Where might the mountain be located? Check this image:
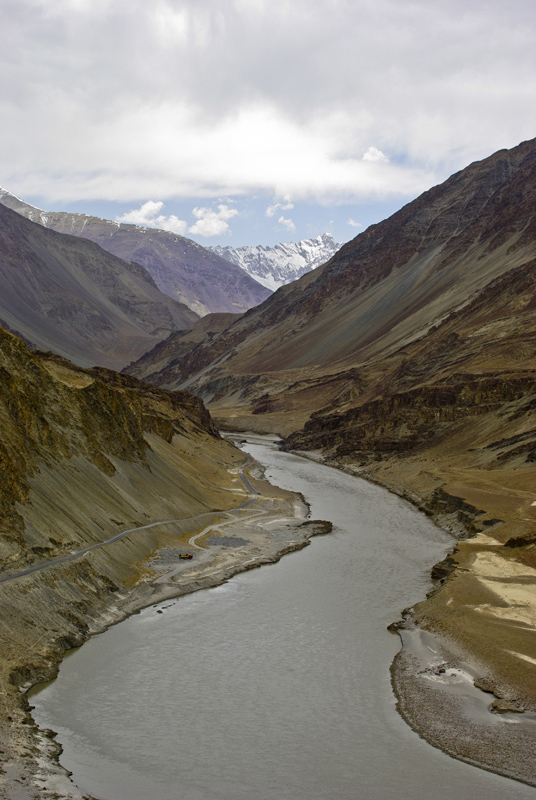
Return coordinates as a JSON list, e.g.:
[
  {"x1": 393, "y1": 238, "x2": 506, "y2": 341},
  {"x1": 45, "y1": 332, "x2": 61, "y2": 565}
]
[
  {"x1": 131, "y1": 137, "x2": 536, "y2": 405},
  {"x1": 127, "y1": 137, "x2": 536, "y2": 724},
  {"x1": 209, "y1": 233, "x2": 342, "y2": 291},
  {"x1": 0, "y1": 189, "x2": 271, "y2": 316},
  {"x1": 0, "y1": 202, "x2": 197, "y2": 369}
]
